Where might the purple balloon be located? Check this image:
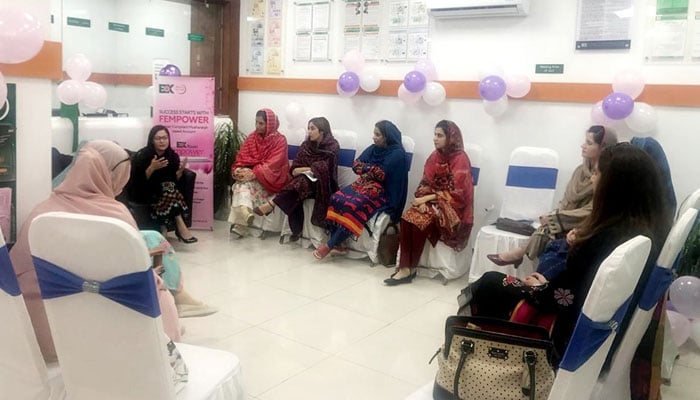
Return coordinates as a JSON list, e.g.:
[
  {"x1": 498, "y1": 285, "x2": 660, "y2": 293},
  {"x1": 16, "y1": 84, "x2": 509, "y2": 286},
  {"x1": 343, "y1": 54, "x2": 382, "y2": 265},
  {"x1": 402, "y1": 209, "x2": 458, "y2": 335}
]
[
  {"x1": 403, "y1": 70, "x2": 427, "y2": 93},
  {"x1": 159, "y1": 64, "x2": 181, "y2": 77},
  {"x1": 478, "y1": 75, "x2": 506, "y2": 101},
  {"x1": 602, "y1": 92, "x2": 634, "y2": 120},
  {"x1": 338, "y1": 71, "x2": 360, "y2": 93}
]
